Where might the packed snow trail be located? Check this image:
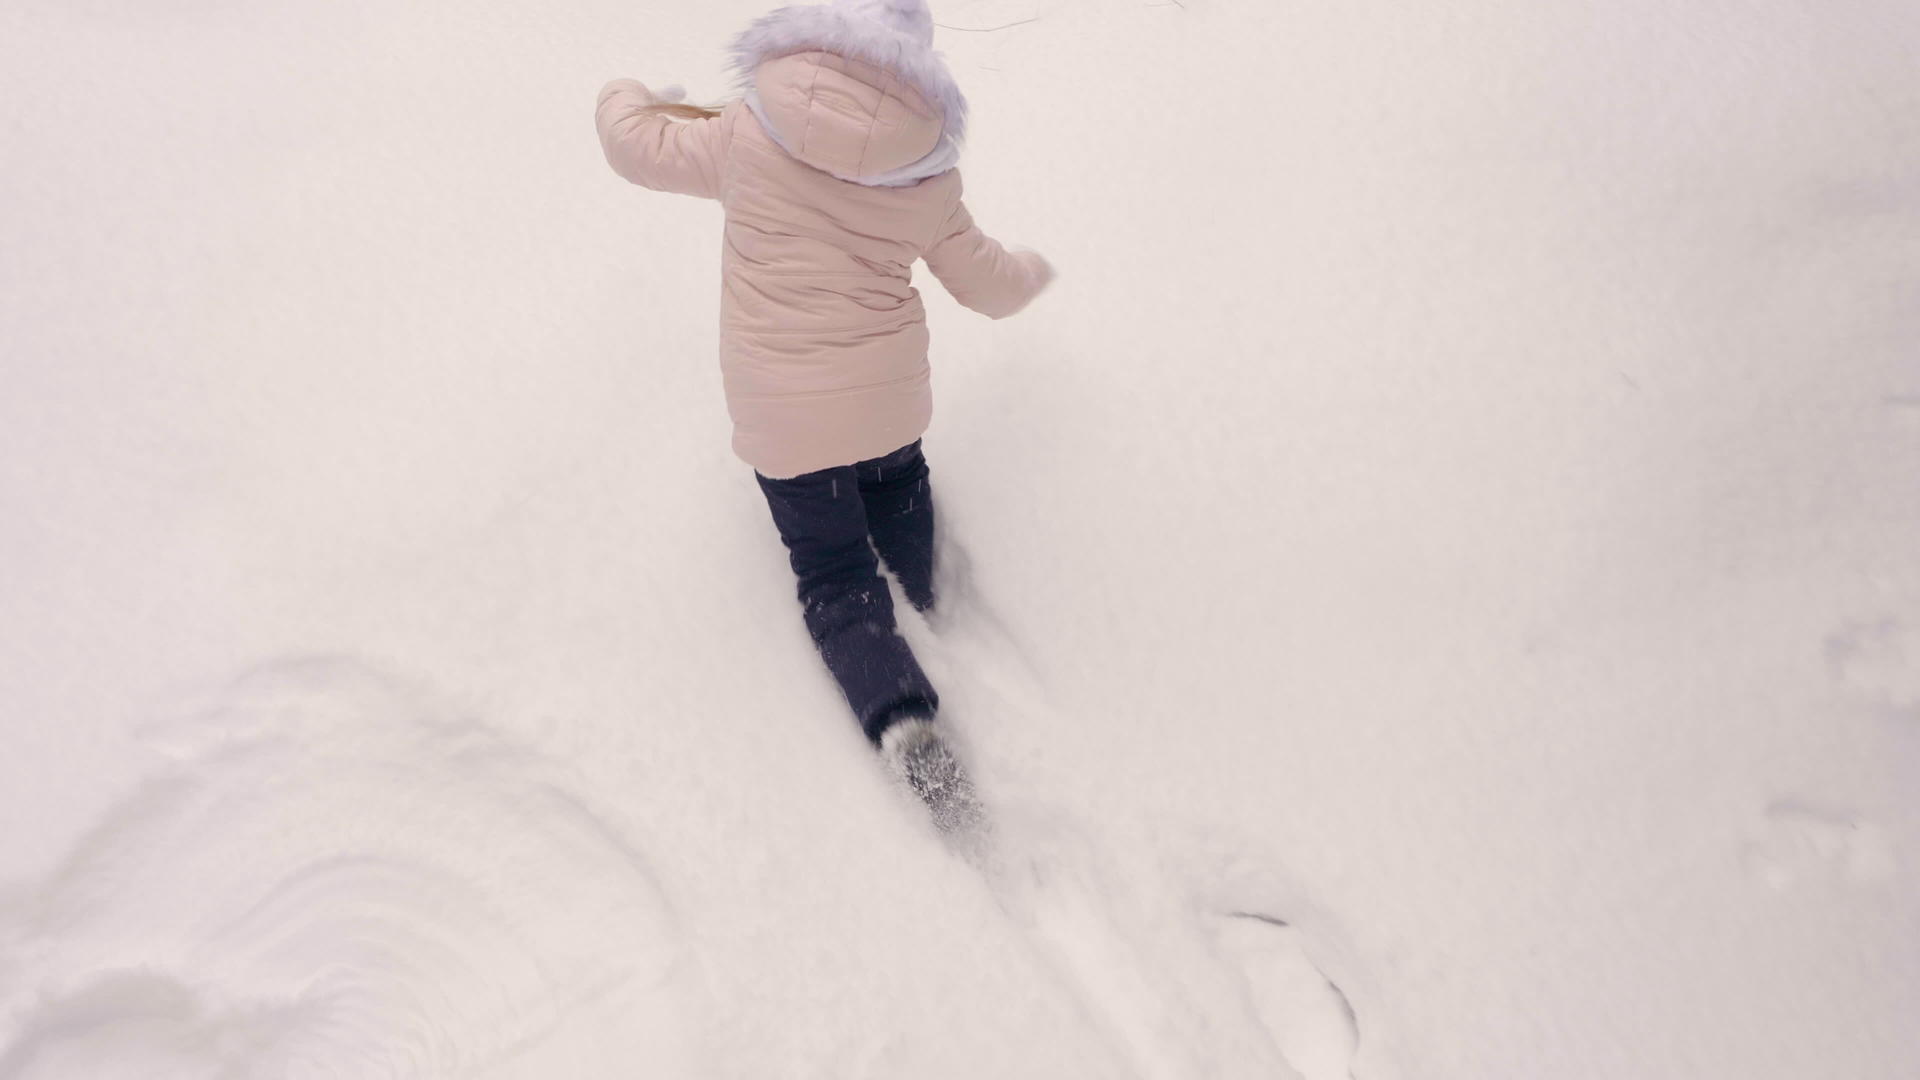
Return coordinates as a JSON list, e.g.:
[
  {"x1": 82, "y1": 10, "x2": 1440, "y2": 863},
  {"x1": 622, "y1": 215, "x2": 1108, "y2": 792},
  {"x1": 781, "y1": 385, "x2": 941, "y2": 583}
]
[{"x1": 902, "y1": 537, "x2": 1378, "y2": 1080}]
